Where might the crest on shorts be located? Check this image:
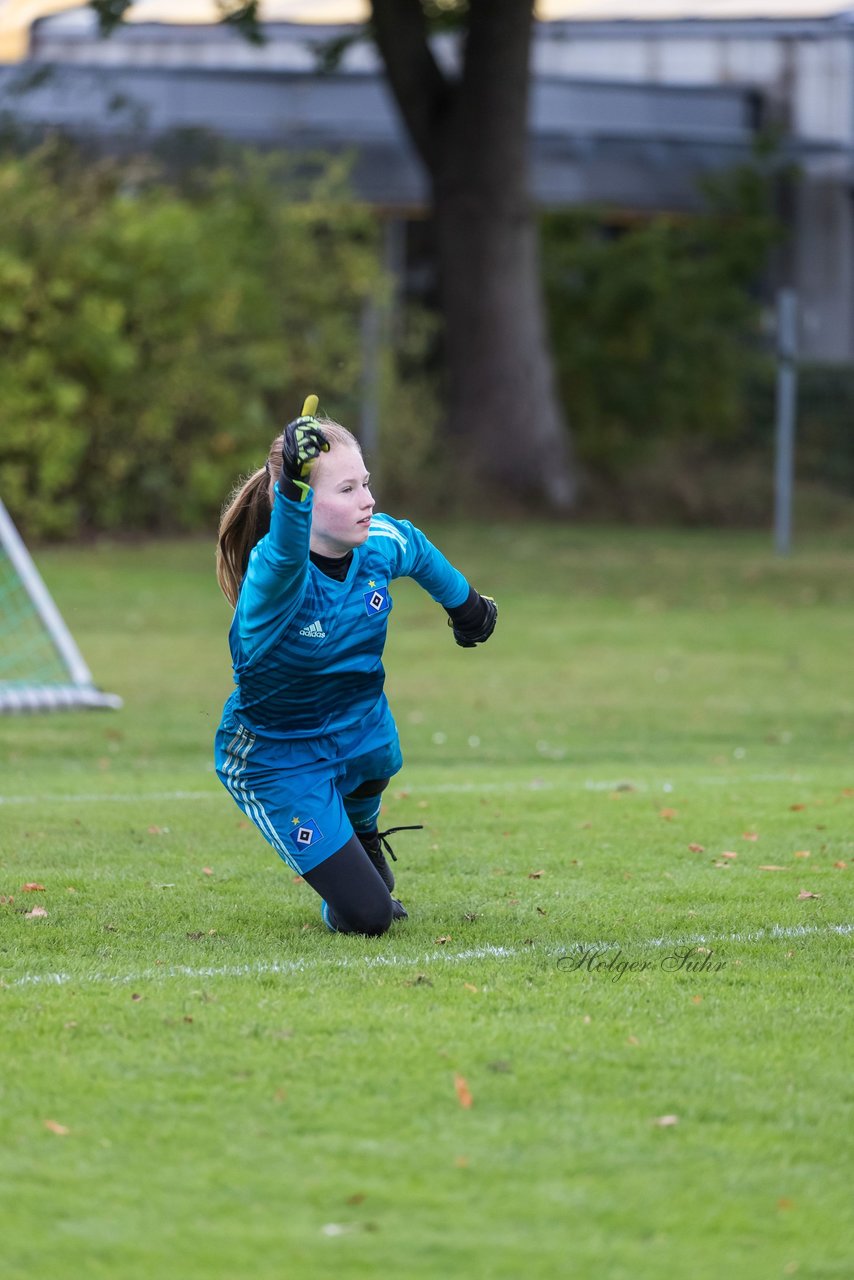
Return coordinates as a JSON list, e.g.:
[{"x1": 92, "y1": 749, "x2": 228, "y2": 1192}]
[
  {"x1": 290, "y1": 817, "x2": 323, "y2": 852},
  {"x1": 363, "y1": 584, "x2": 390, "y2": 617}
]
